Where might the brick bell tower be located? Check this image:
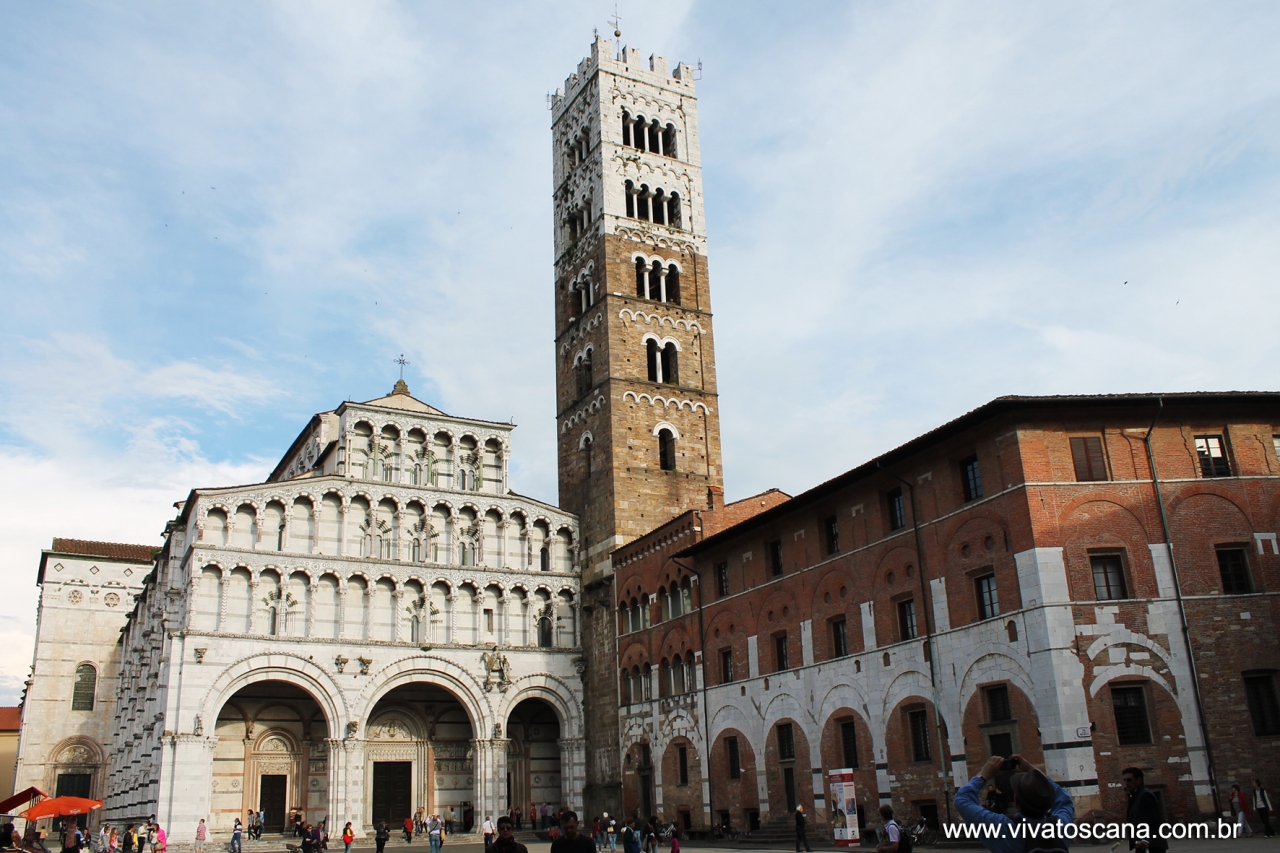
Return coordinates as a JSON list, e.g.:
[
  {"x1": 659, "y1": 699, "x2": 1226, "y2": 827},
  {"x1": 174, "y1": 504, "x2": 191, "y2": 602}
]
[{"x1": 551, "y1": 37, "x2": 724, "y2": 815}]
